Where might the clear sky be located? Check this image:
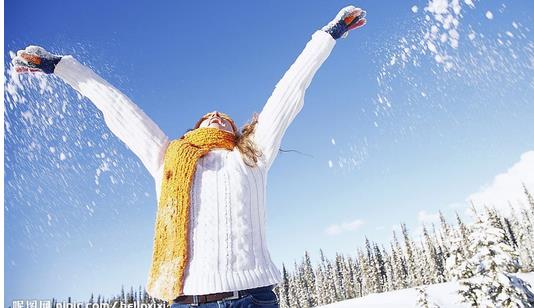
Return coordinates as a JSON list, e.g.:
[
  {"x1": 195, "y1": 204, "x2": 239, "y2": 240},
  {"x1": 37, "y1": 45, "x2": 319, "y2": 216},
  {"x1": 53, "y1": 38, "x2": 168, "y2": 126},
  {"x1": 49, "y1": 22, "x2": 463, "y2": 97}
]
[{"x1": 4, "y1": 0, "x2": 534, "y2": 306}]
